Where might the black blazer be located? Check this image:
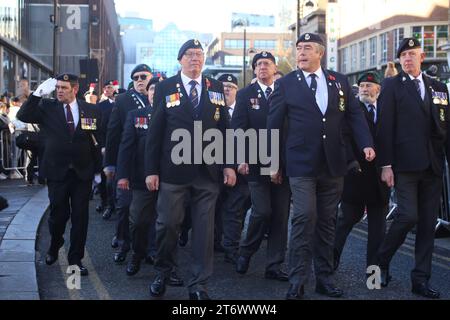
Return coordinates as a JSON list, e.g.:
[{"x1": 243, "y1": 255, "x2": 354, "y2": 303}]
[
  {"x1": 268, "y1": 69, "x2": 373, "y2": 178},
  {"x1": 145, "y1": 73, "x2": 231, "y2": 185},
  {"x1": 98, "y1": 99, "x2": 114, "y2": 148},
  {"x1": 17, "y1": 95, "x2": 101, "y2": 181},
  {"x1": 104, "y1": 89, "x2": 147, "y2": 167},
  {"x1": 116, "y1": 107, "x2": 152, "y2": 190},
  {"x1": 342, "y1": 102, "x2": 390, "y2": 205},
  {"x1": 376, "y1": 71, "x2": 450, "y2": 176}
]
